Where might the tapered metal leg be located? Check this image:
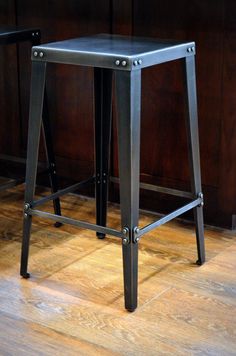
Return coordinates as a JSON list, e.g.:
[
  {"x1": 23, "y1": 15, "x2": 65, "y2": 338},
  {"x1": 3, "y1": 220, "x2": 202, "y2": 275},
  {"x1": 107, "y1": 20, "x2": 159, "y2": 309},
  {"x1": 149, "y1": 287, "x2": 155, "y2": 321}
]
[
  {"x1": 20, "y1": 61, "x2": 47, "y2": 278},
  {"x1": 94, "y1": 68, "x2": 113, "y2": 239},
  {"x1": 42, "y1": 94, "x2": 62, "y2": 225},
  {"x1": 32, "y1": 33, "x2": 61, "y2": 225},
  {"x1": 115, "y1": 70, "x2": 141, "y2": 311},
  {"x1": 185, "y1": 56, "x2": 205, "y2": 265}
]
